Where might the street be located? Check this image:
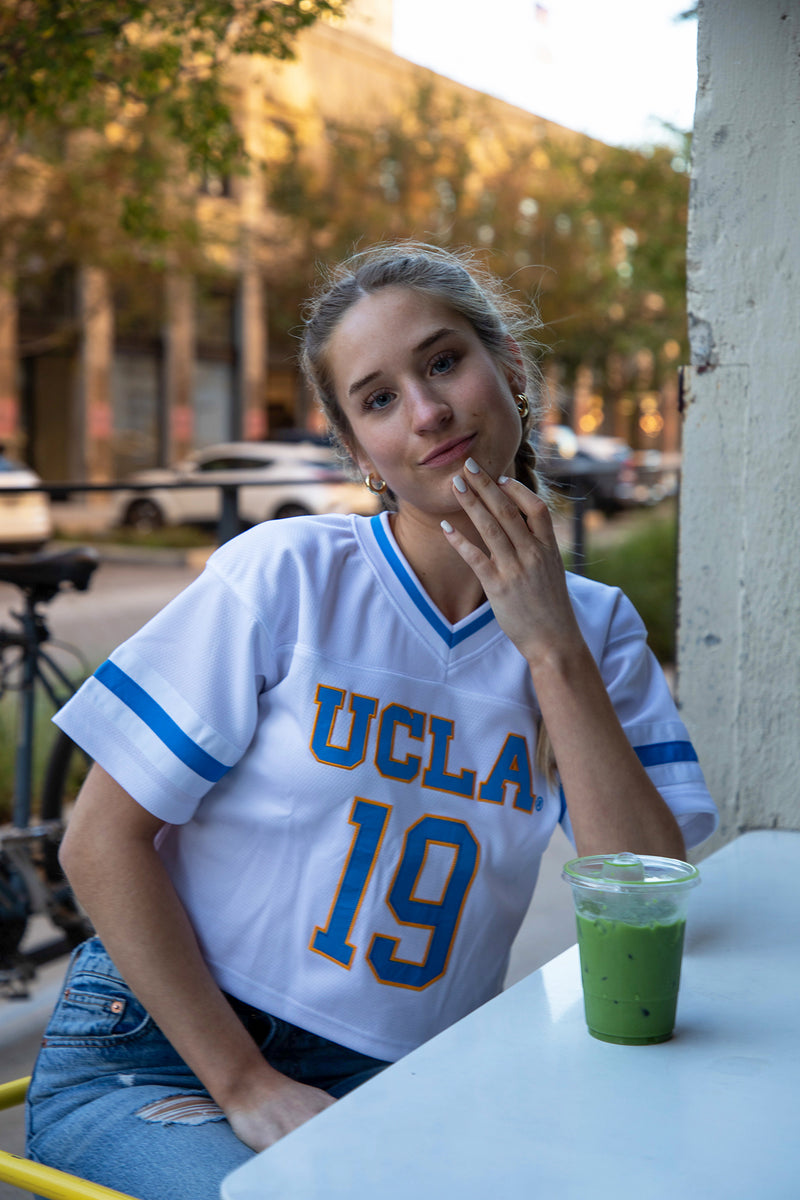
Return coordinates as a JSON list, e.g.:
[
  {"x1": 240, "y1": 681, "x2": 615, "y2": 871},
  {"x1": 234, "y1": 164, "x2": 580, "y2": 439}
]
[
  {"x1": 1, "y1": 551, "x2": 207, "y2": 671},
  {"x1": 0, "y1": 549, "x2": 577, "y2": 1193}
]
